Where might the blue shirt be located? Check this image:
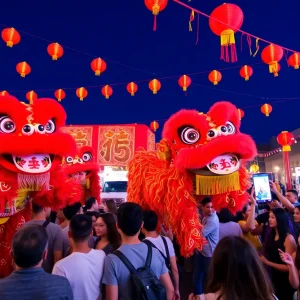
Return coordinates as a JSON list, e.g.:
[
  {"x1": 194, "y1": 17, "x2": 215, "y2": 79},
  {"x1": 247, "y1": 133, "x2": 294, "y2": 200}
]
[
  {"x1": 201, "y1": 211, "x2": 219, "y2": 257},
  {"x1": 0, "y1": 267, "x2": 73, "y2": 300}
]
